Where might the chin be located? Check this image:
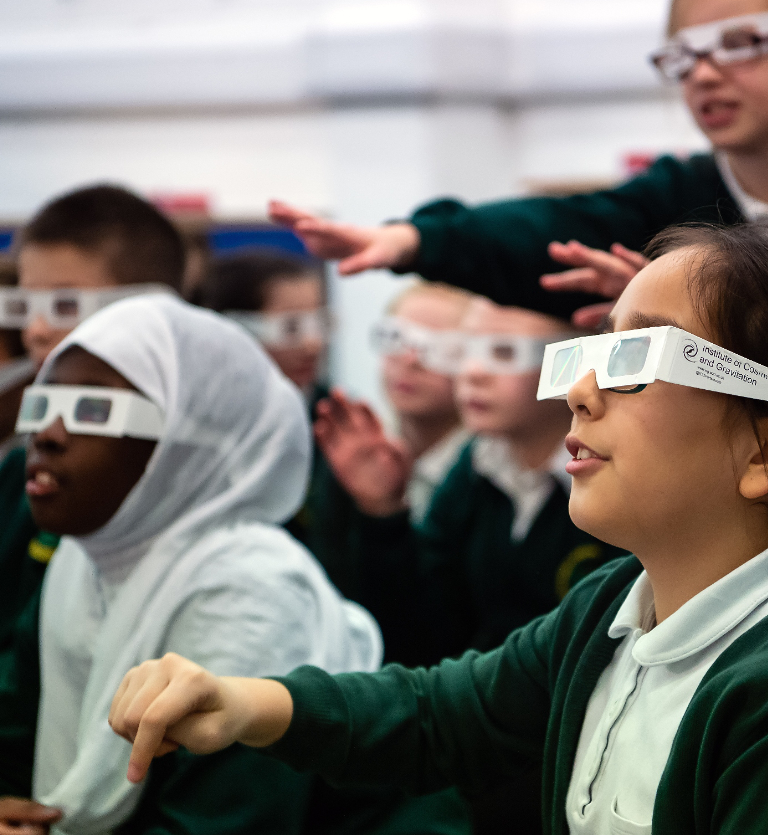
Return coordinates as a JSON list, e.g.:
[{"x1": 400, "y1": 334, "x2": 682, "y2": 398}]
[
  {"x1": 567, "y1": 494, "x2": 630, "y2": 551},
  {"x1": 29, "y1": 501, "x2": 101, "y2": 538}
]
